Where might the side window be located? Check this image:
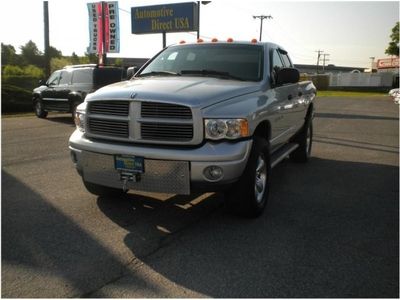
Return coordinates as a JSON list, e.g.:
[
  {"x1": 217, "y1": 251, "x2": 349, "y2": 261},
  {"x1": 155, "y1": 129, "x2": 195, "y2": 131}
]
[
  {"x1": 72, "y1": 69, "x2": 93, "y2": 84},
  {"x1": 280, "y1": 53, "x2": 293, "y2": 68},
  {"x1": 59, "y1": 71, "x2": 72, "y2": 85},
  {"x1": 47, "y1": 71, "x2": 61, "y2": 86},
  {"x1": 271, "y1": 50, "x2": 284, "y2": 72}
]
